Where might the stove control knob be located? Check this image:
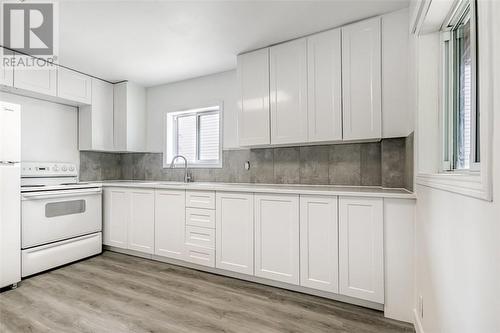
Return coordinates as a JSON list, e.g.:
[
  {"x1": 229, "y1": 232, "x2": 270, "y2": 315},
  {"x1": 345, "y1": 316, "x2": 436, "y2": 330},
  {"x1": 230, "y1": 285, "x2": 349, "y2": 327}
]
[
  {"x1": 62, "y1": 166, "x2": 67, "y2": 171},
  {"x1": 53, "y1": 166, "x2": 59, "y2": 172},
  {"x1": 69, "y1": 166, "x2": 75, "y2": 171}
]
